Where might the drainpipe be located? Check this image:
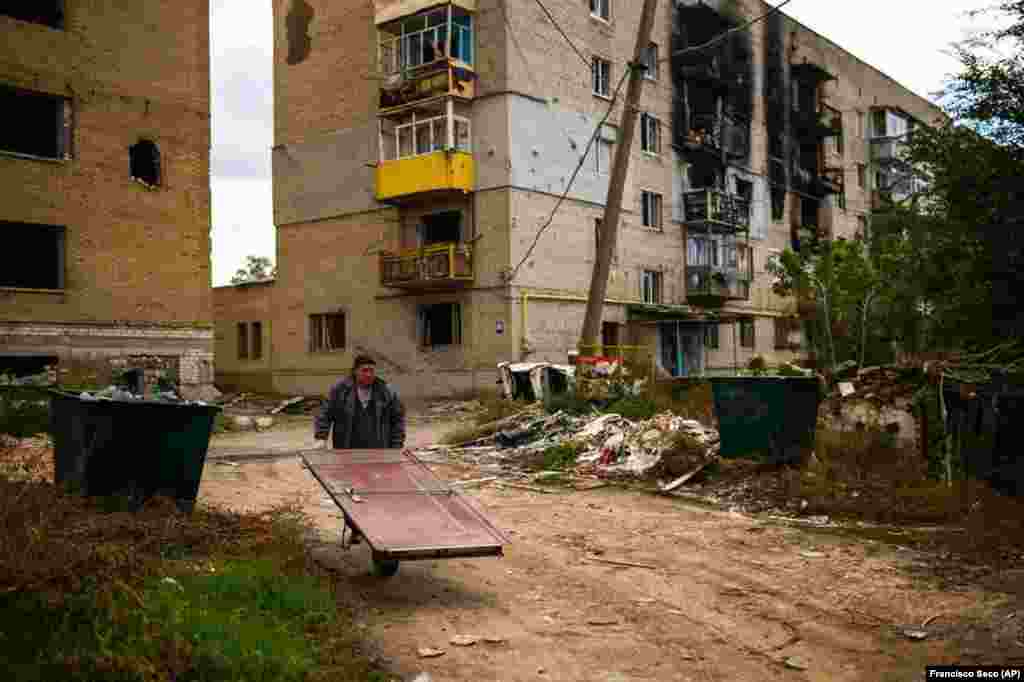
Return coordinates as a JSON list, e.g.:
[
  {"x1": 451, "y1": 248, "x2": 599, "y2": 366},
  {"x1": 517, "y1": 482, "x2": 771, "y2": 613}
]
[{"x1": 521, "y1": 291, "x2": 530, "y2": 359}]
